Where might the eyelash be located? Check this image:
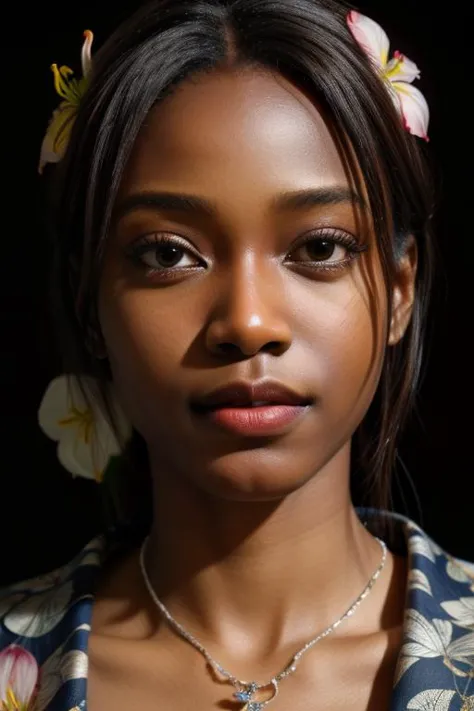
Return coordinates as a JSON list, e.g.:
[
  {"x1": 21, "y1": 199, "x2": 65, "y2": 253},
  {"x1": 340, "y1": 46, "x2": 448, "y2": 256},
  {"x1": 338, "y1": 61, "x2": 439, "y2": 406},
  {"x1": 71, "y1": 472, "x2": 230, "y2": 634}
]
[{"x1": 126, "y1": 229, "x2": 368, "y2": 279}]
